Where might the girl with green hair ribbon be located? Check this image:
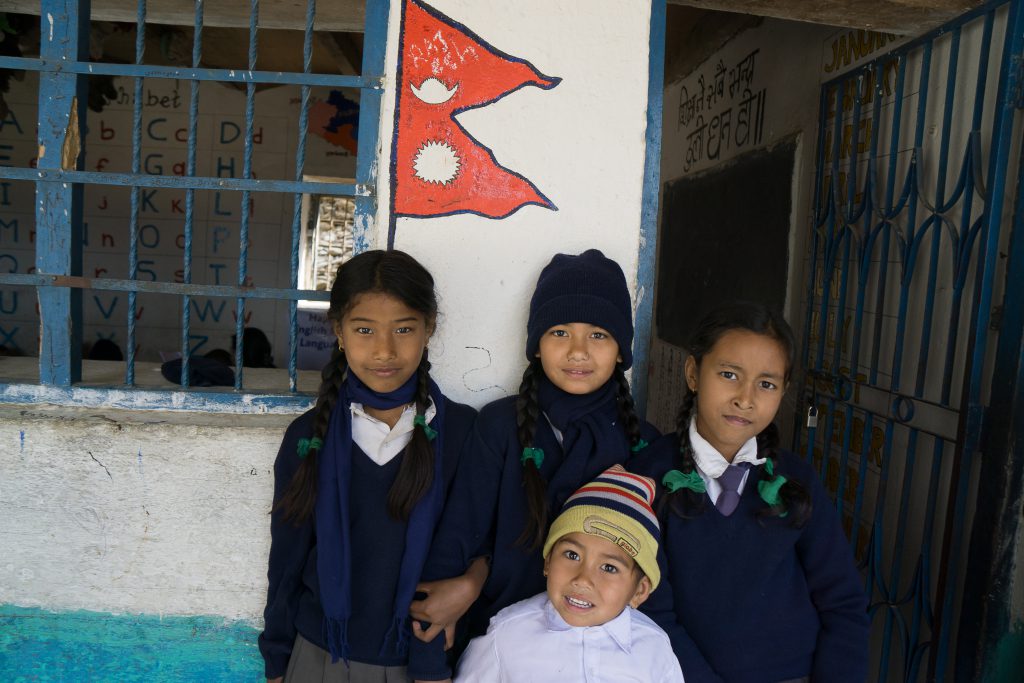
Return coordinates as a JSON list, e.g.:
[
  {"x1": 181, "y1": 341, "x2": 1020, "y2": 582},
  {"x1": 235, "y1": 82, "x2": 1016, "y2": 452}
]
[{"x1": 627, "y1": 302, "x2": 869, "y2": 683}]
